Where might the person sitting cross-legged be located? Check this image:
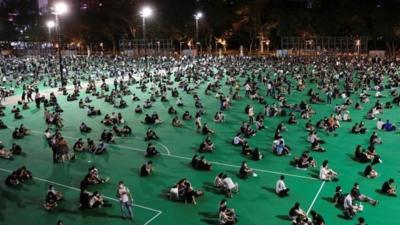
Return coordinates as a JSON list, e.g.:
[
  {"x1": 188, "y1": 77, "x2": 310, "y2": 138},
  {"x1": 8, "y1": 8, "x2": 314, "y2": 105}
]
[
  {"x1": 275, "y1": 175, "x2": 290, "y2": 197},
  {"x1": 288, "y1": 202, "x2": 309, "y2": 223},
  {"x1": 80, "y1": 122, "x2": 92, "y2": 133},
  {"x1": 191, "y1": 155, "x2": 212, "y2": 171},
  {"x1": 381, "y1": 178, "x2": 397, "y2": 196},
  {"x1": 199, "y1": 137, "x2": 214, "y2": 153},
  {"x1": 145, "y1": 128, "x2": 159, "y2": 141},
  {"x1": 363, "y1": 164, "x2": 378, "y2": 178},
  {"x1": 319, "y1": 160, "x2": 338, "y2": 181},
  {"x1": 43, "y1": 185, "x2": 63, "y2": 211},
  {"x1": 145, "y1": 143, "x2": 160, "y2": 157},
  {"x1": 238, "y1": 161, "x2": 256, "y2": 178},
  {"x1": 140, "y1": 161, "x2": 153, "y2": 177},
  {"x1": 219, "y1": 199, "x2": 238, "y2": 225},
  {"x1": 73, "y1": 138, "x2": 85, "y2": 152}
]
